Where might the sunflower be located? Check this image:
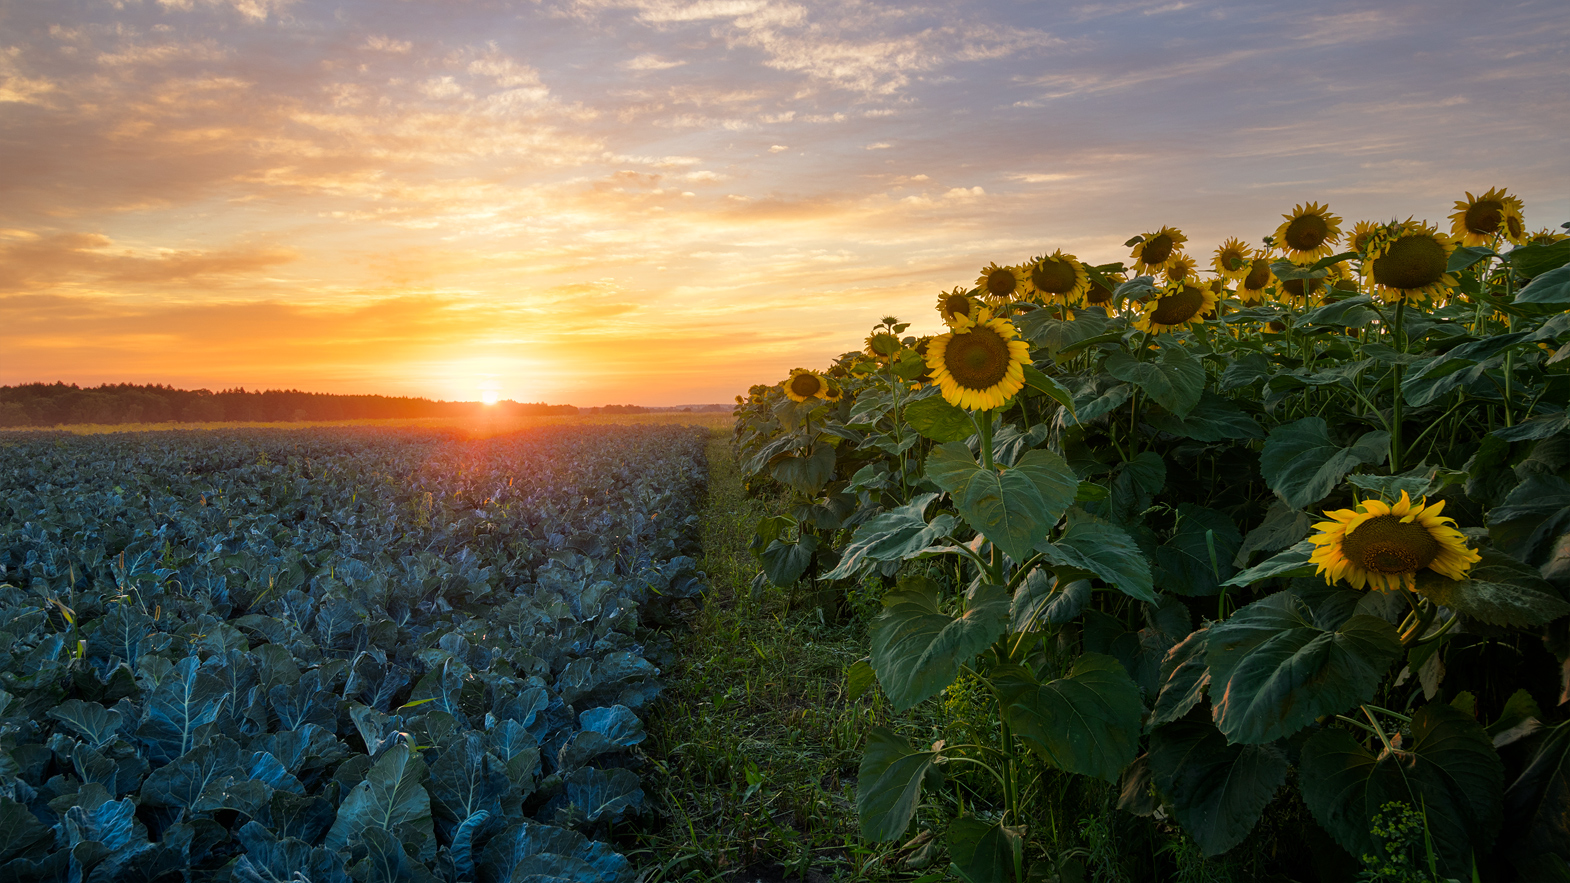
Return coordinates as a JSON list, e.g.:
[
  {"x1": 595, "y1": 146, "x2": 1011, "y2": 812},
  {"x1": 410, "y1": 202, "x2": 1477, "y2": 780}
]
[
  {"x1": 1134, "y1": 277, "x2": 1218, "y2": 334},
  {"x1": 1524, "y1": 228, "x2": 1568, "y2": 247},
  {"x1": 1363, "y1": 220, "x2": 1458, "y2": 304},
  {"x1": 1212, "y1": 238, "x2": 1252, "y2": 281},
  {"x1": 1162, "y1": 254, "x2": 1199, "y2": 284},
  {"x1": 1449, "y1": 187, "x2": 1527, "y2": 247},
  {"x1": 1309, "y1": 491, "x2": 1480, "y2": 593},
  {"x1": 1084, "y1": 271, "x2": 1124, "y2": 308},
  {"x1": 783, "y1": 369, "x2": 829, "y2": 402},
  {"x1": 937, "y1": 287, "x2": 983, "y2": 327},
  {"x1": 1235, "y1": 256, "x2": 1274, "y2": 305},
  {"x1": 822, "y1": 377, "x2": 844, "y2": 402},
  {"x1": 865, "y1": 331, "x2": 903, "y2": 362},
  {"x1": 926, "y1": 307, "x2": 1030, "y2": 410},
  {"x1": 1026, "y1": 250, "x2": 1089, "y2": 306},
  {"x1": 977, "y1": 262, "x2": 1026, "y2": 303},
  {"x1": 1274, "y1": 202, "x2": 1343, "y2": 264},
  {"x1": 1348, "y1": 220, "x2": 1381, "y2": 256},
  {"x1": 1130, "y1": 226, "x2": 1188, "y2": 276}
]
